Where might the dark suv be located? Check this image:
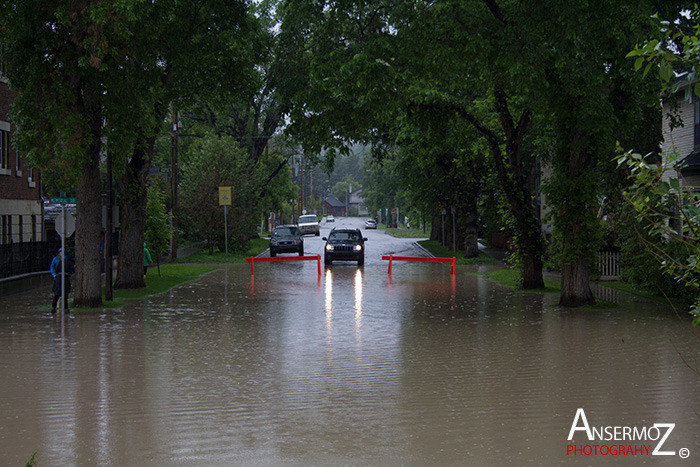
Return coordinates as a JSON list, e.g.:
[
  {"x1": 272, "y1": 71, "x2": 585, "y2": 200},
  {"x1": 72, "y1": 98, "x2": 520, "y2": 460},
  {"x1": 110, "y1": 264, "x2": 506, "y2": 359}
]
[
  {"x1": 323, "y1": 228, "x2": 367, "y2": 265},
  {"x1": 270, "y1": 225, "x2": 304, "y2": 256}
]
